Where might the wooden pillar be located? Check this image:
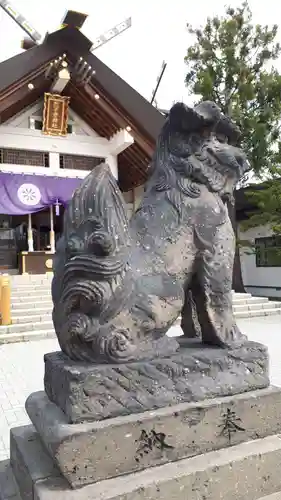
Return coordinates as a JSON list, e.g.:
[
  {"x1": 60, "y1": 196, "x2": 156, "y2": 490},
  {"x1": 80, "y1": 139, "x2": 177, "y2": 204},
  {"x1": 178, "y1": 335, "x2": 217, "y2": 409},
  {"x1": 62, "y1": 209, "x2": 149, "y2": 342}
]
[
  {"x1": 27, "y1": 213, "x2": 34, "y2": 252},
  {"x1": 49, "y1": 205, "x2": 55, "y2": 252},
  {"x1": 228, "y1": 198, "x2": 246, "y2": 293},
  {"x1": 0, "y1": 275, "x2": 11, "y2": 325},
  {"x1": 105, "y1": 155, "x2": 118, "y2": 179}
]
